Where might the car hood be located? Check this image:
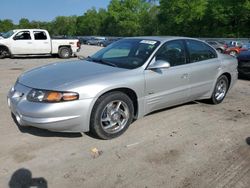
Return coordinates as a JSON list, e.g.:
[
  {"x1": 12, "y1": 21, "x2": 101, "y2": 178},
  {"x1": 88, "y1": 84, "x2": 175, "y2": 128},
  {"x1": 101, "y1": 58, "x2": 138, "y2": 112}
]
[{"x1": 18, "y1": 60, "x2": 125, "y2": 90}]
